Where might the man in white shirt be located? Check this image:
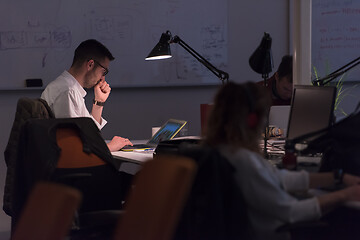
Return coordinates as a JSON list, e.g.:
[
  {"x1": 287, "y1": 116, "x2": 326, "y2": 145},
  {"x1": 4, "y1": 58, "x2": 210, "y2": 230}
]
[{"x1": 41, "y1": 39, "x2": 133, "y2": 151}]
